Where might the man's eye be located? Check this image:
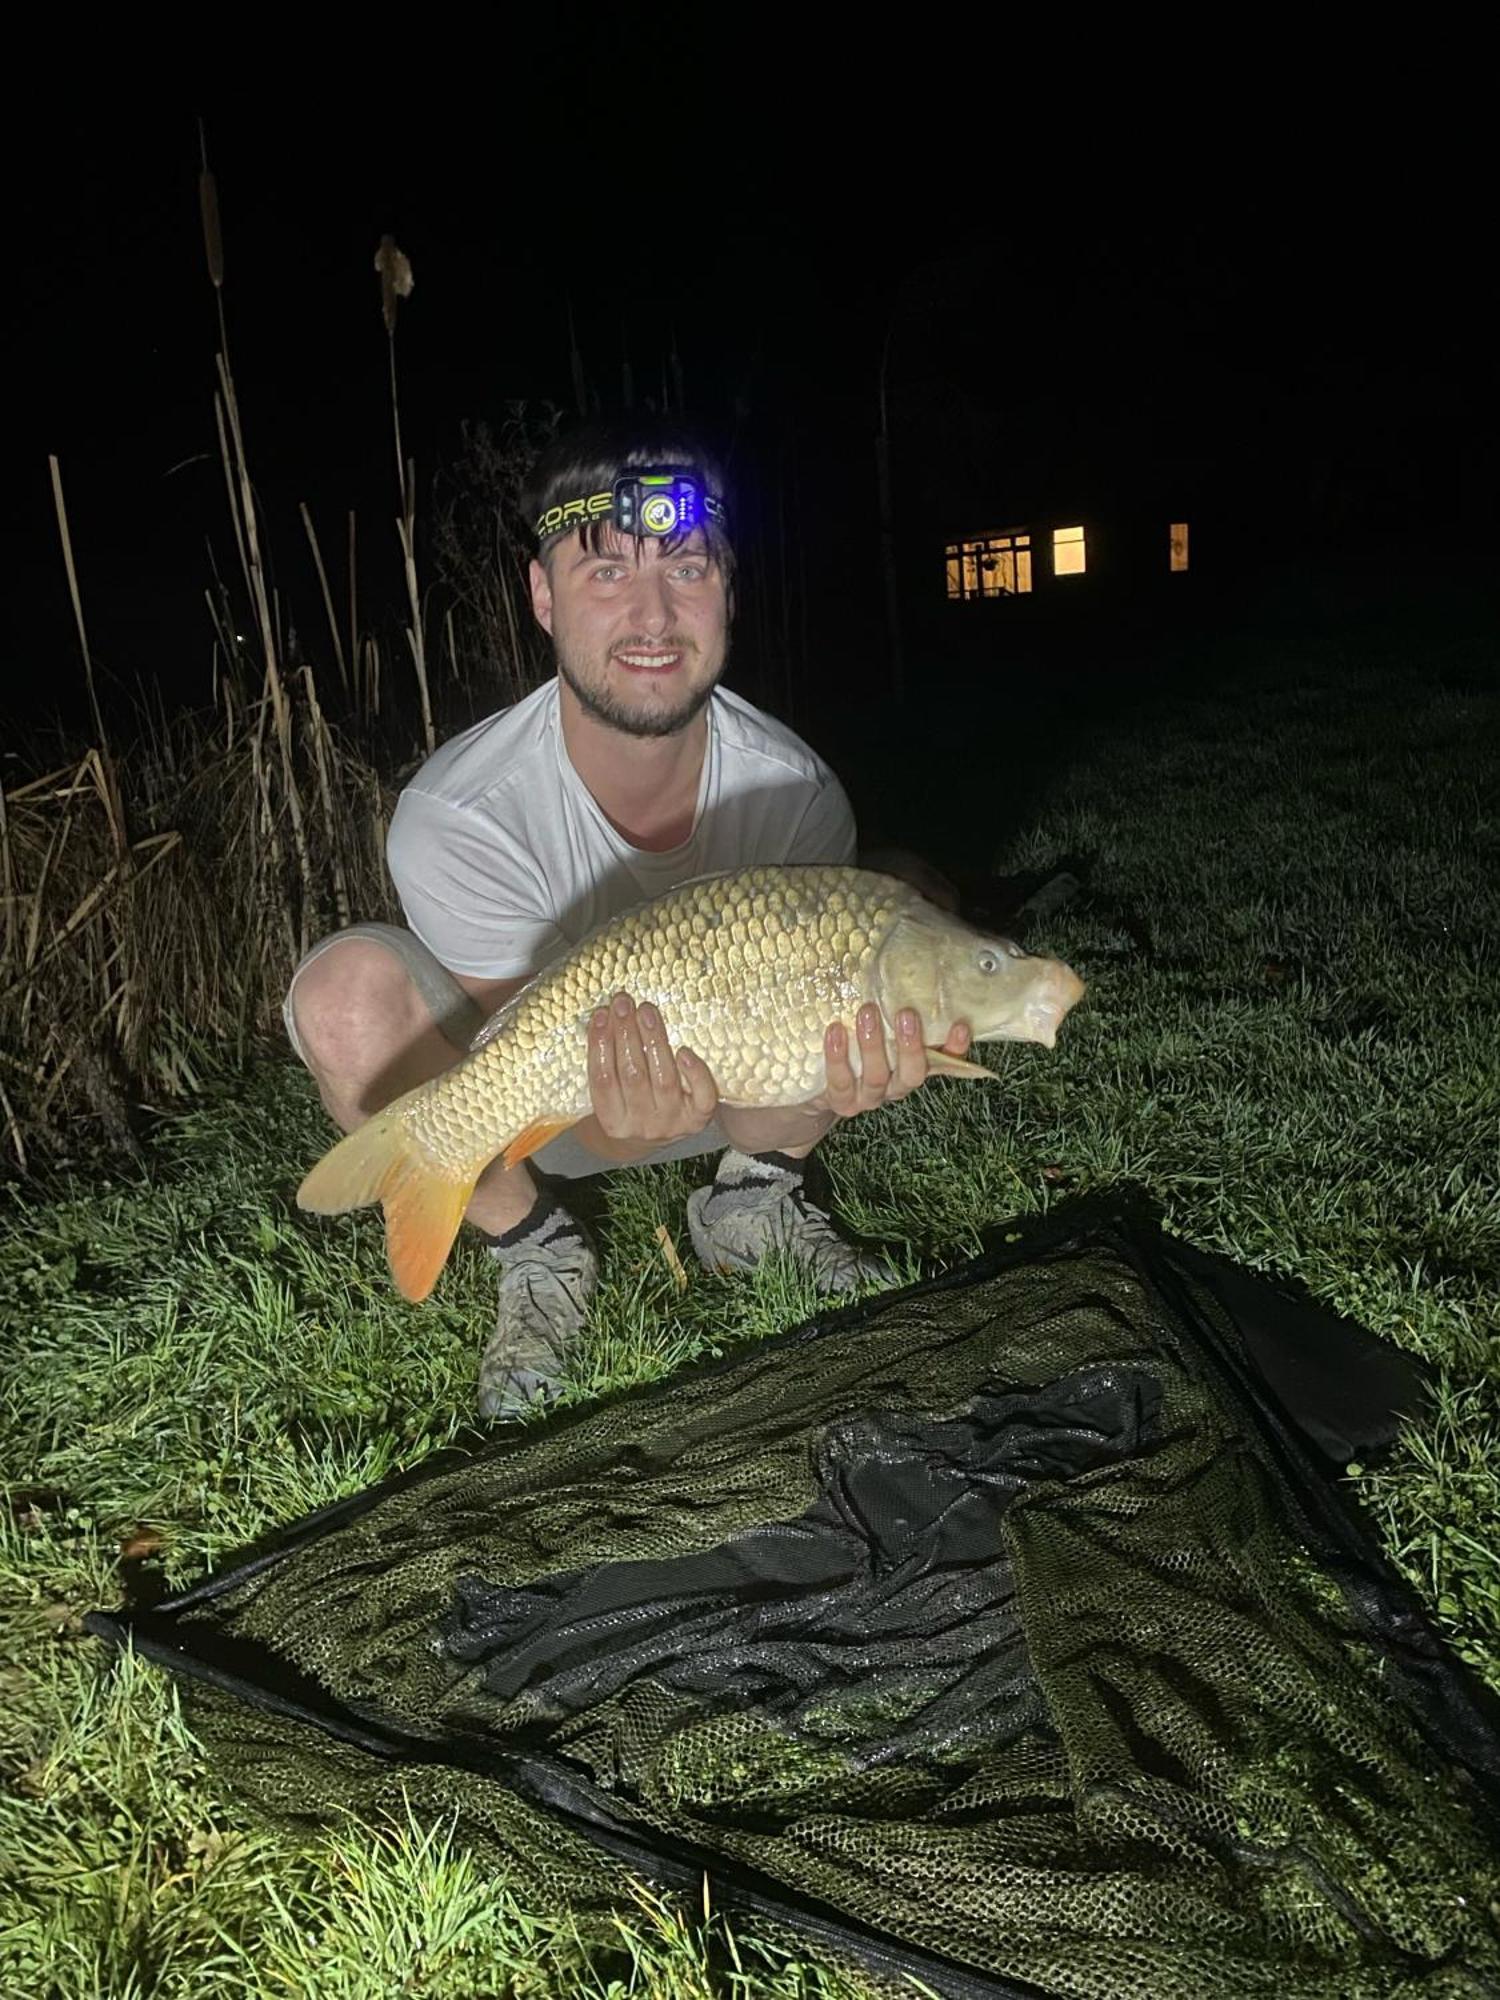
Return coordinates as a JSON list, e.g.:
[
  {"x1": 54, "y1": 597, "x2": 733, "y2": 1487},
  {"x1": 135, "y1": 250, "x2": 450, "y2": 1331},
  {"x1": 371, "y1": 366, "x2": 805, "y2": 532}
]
[
  {"x1": 592, "y1": 567, "x2": 625, "y2": 582},
  {"x1": 672, "y1": 563, "x2": 706, "y2": 581}
]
